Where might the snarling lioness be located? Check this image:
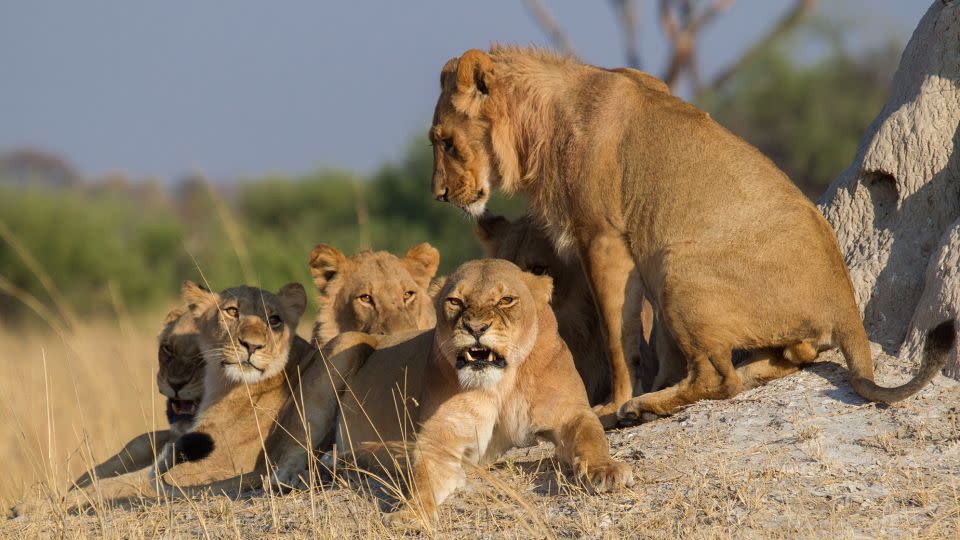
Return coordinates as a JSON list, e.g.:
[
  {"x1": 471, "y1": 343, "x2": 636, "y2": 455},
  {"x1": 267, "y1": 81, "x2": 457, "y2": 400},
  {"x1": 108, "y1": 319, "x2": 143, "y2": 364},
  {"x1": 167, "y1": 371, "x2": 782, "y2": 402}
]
[
  {"x1": 428, "y1": 47, "x2": 956, "y2": 423},
  {"x1": 267, "y1": 259, "x2": 634, "y2": 525}
]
